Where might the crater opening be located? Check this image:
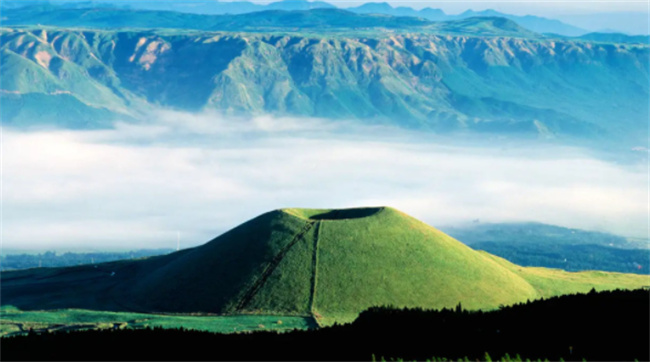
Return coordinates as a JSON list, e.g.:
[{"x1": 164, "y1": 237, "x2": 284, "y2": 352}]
[{"x1": 284, "y1": 207, "x2": 385, "y2": 221}]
